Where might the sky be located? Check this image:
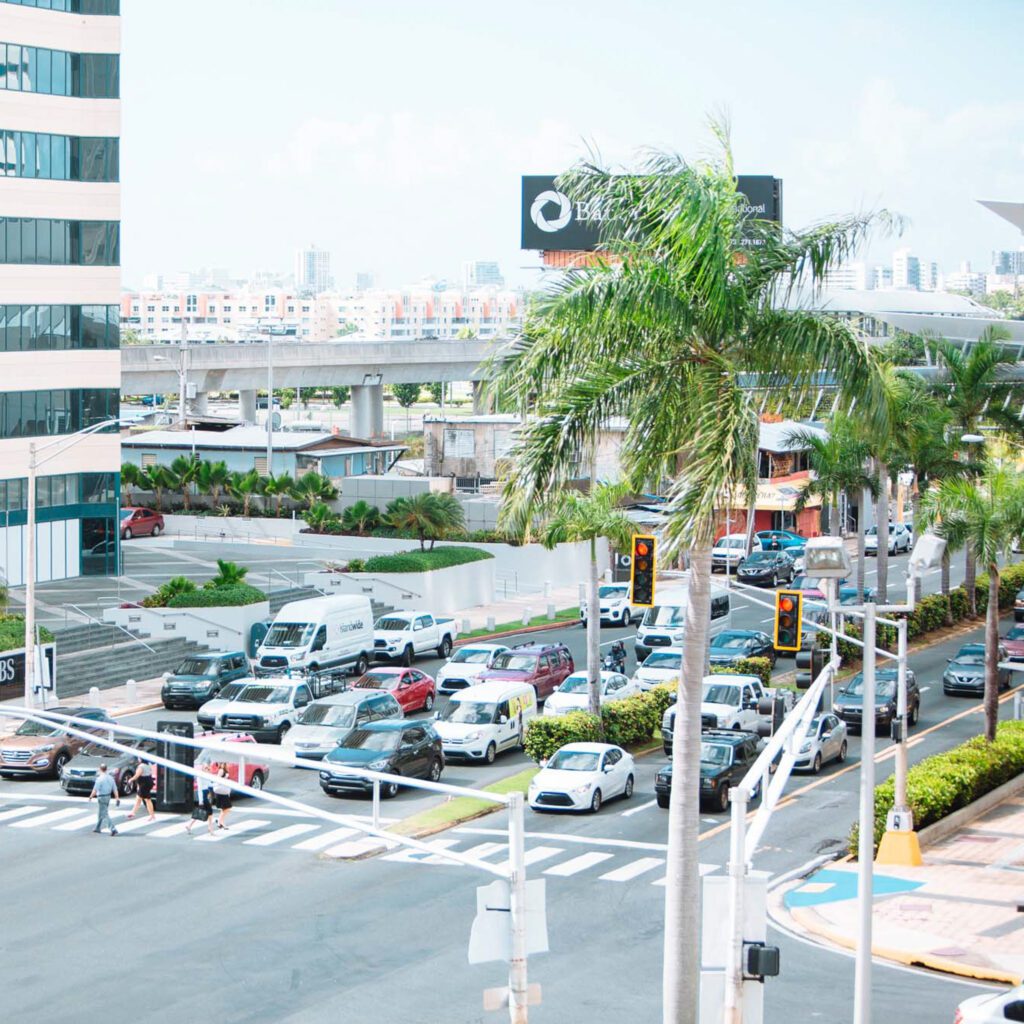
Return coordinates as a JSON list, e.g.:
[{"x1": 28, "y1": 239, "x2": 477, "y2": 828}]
[{"x1": 121, "y1": 0, "x2": 1024, "y2": 290}]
